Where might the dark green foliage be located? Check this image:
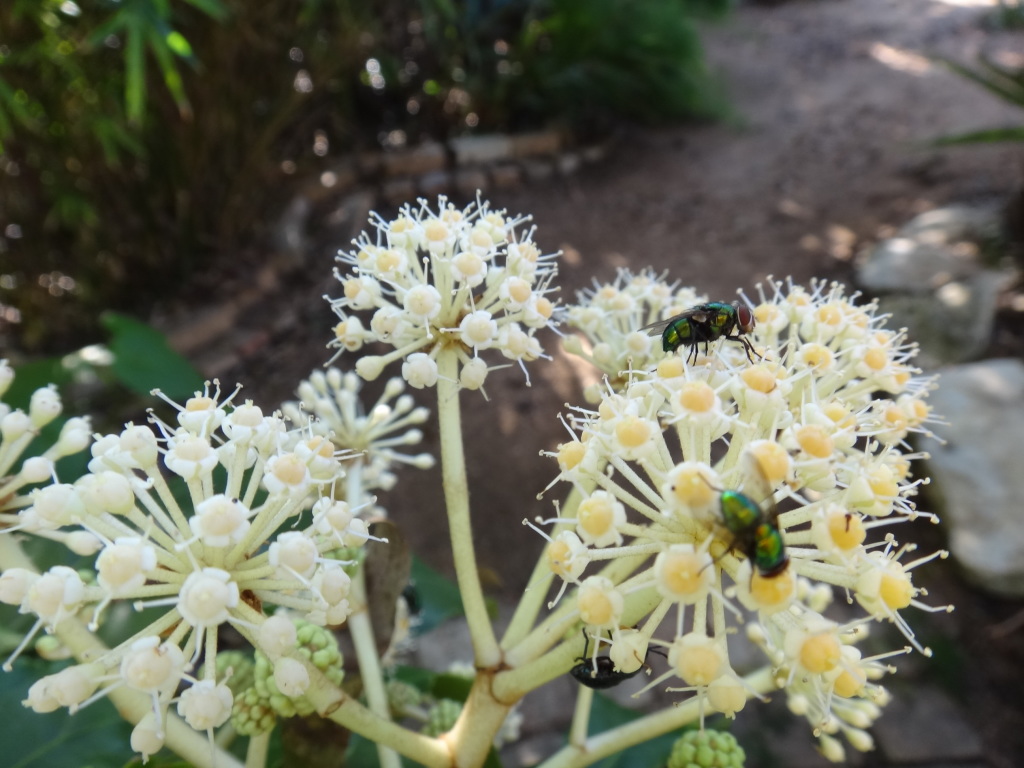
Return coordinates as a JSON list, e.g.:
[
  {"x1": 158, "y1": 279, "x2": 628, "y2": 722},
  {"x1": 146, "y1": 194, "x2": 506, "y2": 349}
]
[
  {"x1": 0, "y1": 657, "x2": 135, "y2": 768},
  {"x1": 493, "y1": 0, "x2": 731, "y2": 135},
  {"x1": 1, "y1": 0, "x2": 731, "y2": 356}
]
